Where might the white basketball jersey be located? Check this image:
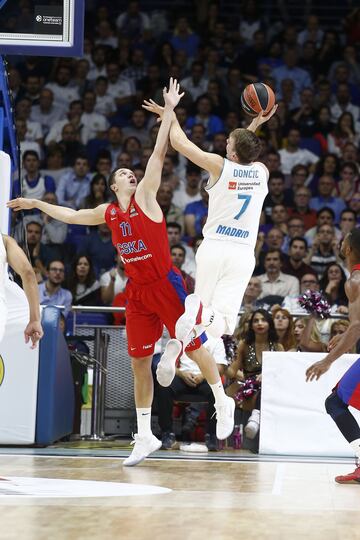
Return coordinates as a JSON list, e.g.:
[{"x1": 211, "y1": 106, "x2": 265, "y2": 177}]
[
  {"x1": 203, "y1": 158, "x2": 269, "y2": 248},
  {"x1": 0, "y1": 235, "x2": 7, "y2": 305}
]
